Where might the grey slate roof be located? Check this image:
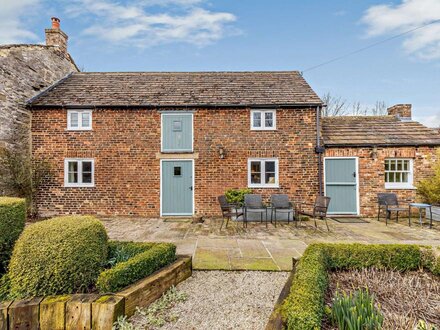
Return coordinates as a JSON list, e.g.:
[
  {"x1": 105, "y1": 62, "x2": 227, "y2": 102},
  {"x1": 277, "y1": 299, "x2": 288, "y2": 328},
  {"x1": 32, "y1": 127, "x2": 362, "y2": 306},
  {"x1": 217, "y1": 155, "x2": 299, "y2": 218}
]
[
  {"x1": 28, "y1": 71, "x2": 322, "y2": 107},
  {"x1": 322, "y1": 115, "x2": 440, "y2": 147}
]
